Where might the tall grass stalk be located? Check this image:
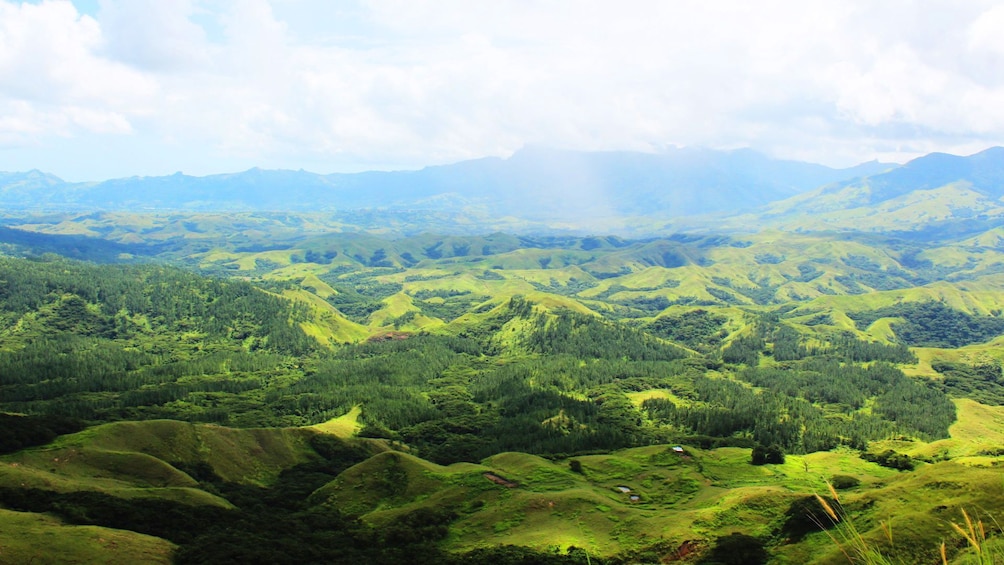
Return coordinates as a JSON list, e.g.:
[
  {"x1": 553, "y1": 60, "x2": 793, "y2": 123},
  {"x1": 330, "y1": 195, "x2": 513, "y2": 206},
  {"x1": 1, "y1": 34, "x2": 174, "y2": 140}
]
[
  {"x1": 943, "y1": 508, "x2": 1003, "y2": 565},
  {"x1": 813, "y1": 482, "x2": 894, "y2": 565},
  {"x1": 813, "y1": 493, "x2": 1003, "y2": 565}
]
